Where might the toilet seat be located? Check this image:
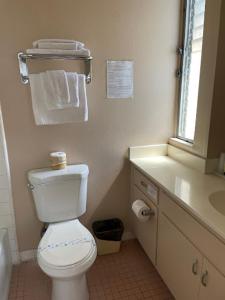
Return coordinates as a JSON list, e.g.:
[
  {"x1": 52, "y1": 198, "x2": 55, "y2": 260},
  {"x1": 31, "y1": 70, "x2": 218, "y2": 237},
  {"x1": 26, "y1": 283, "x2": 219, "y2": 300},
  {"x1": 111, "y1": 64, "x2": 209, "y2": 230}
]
[{"x1": 37, "y1": 219, "x2": 96, "y2": 277}]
